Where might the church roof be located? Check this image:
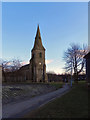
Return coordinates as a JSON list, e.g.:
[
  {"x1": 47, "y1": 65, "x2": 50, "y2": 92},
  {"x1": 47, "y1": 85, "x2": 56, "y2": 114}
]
[
  {"x1": 32, "y1": 25, "x2": 45, "y2": 51},
  {"x1": 19, "y1": 64, "x2": 29, "y2": 70}
]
